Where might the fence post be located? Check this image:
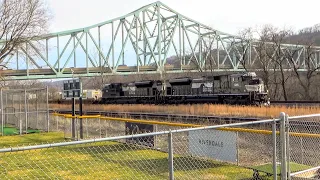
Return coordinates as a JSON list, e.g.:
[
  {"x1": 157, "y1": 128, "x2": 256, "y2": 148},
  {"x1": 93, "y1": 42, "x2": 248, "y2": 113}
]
[
  {"x1": 236, "y1": 131, "x2": 239, "y2": 166},
  {"x1": 36, "y1": 92, "x2": 39, "y2": 130},
  {"x1": 24, "y1": 89, "x2": 27, "y2": 134},
  {"x1": 272, "y1": 119, "x2": 277, "y2": 180},
  {"x1": 280, "y1": 112, "x2": 287, "y2": 180},
  {"x1": 71, "y1": 97, "x2": 75, "y2": 140},
  {"x1": 79, "y1": 97, "x2": 83, "y2": 139},
  {"x1": 285, "y1": 114, "x2": 291, "y2": 180},
  {"x1": 99, "y1": 117, "x2": 101, "y2": 138},
  {"x1": 19, "y1": 95, "x2": 22, "y2": 135},
  {"x1": 86, "y1": 118, "x2": 88, "y2": 138},
  {"x1": 300, "y1": 137, "x2": 303, "y2": 164},
  {"x1": 46, "y1": 86, "x2": 49, "y2": 132},
  {"x1": 154, "y1": 124, "x2": 158, "y2": 149},
  {"x1": 56, "y1": 114, "x2": 58, "y2": 132},
  {"x1": 0, "y1": 89, "x2": 3, "y2": 136},
  {"x1": 5, "y1": 93, "x2": 7, "y2": 126},
  {"x1": 168, "y1": 130, "x2": 174, "y2": 180},
  {"x1": 64, "y1": 115, "x2": 66, "y2": 139}
]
